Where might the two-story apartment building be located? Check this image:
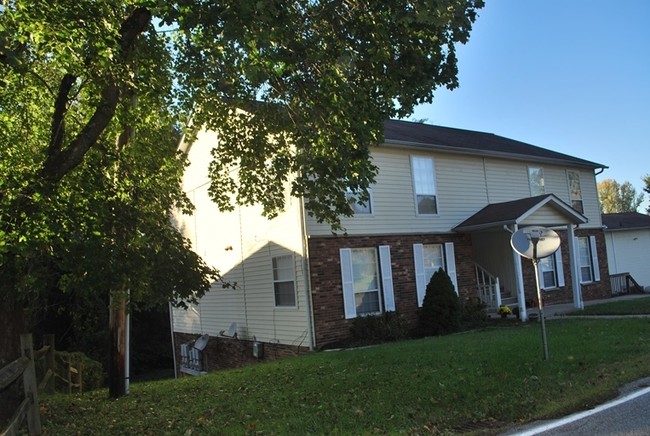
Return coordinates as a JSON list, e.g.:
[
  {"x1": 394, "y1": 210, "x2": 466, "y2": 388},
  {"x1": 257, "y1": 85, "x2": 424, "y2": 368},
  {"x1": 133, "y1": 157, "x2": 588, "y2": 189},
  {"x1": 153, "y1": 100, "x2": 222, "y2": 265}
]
[{"x1": 171, "y1": 120, "x2": 609, "y2": 373}]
